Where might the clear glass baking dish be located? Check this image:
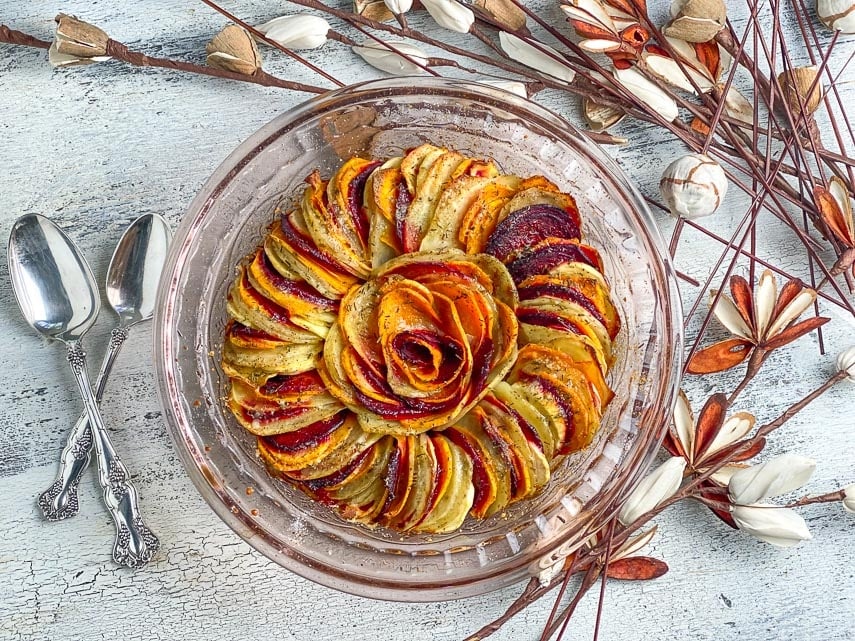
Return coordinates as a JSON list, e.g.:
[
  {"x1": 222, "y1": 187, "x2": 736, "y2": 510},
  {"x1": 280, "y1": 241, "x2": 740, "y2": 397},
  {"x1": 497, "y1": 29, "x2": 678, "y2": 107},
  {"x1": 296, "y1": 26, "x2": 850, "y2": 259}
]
[{"x1": 154, "y1": 77, "x2": 683, "y2": 601}]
